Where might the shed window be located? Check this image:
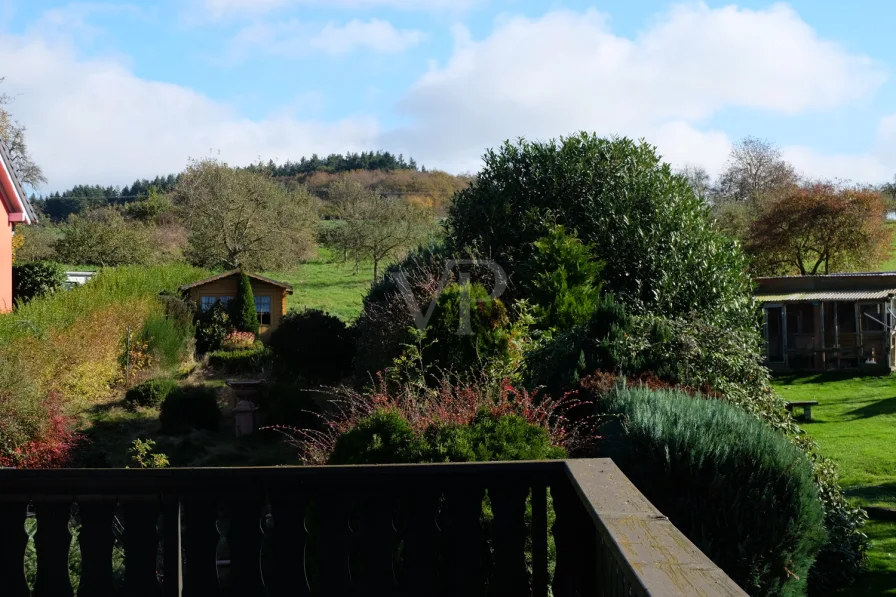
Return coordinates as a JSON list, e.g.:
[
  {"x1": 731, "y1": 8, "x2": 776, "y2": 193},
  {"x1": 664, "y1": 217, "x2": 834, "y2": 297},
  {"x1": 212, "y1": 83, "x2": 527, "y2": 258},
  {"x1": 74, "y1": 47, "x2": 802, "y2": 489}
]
[
  {"x1": 255, "y1": 296, "x2": 272, "y2": 325},
  {"x1": 200, "y1": 295, "x2": 233, "y2": 311}
]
